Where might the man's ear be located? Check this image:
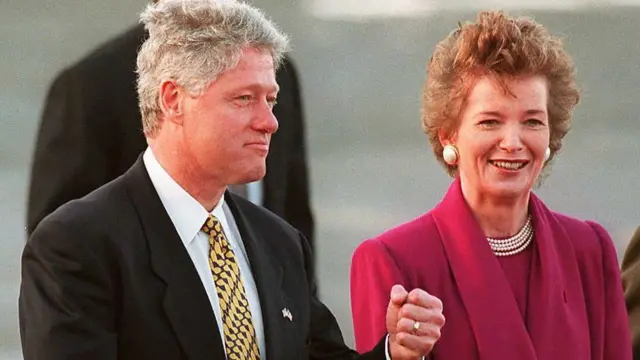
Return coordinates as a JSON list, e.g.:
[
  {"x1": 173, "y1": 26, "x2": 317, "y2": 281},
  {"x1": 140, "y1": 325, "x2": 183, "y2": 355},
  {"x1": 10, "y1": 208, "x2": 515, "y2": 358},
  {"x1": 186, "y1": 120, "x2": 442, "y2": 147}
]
[{"x1": 159, "y1": 79, "x2": 185, "y2": 125}]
